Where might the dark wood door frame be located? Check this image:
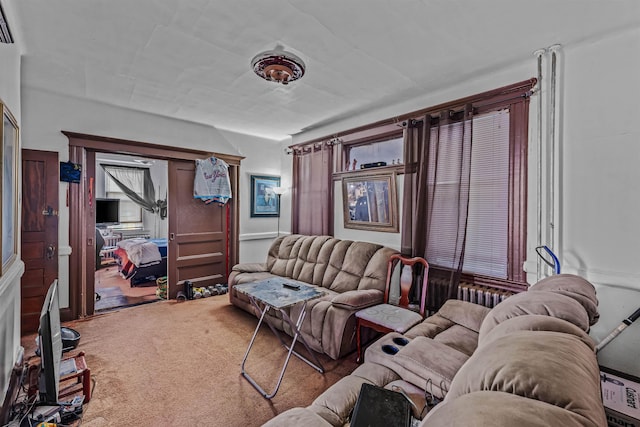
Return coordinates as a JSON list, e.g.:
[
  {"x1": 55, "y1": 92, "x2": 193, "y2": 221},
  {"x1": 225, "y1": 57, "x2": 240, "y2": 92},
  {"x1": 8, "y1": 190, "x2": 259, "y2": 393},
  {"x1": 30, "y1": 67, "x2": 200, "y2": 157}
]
[{"x1": 64, "y1": 131, "x2": 242, "y2": 318}]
